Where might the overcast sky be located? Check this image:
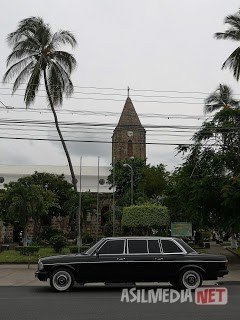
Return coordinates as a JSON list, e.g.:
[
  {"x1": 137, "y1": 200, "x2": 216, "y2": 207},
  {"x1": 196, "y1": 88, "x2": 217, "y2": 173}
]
[{"x1": 0, "y1": 0, "x2": 240, "y2": 171}]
